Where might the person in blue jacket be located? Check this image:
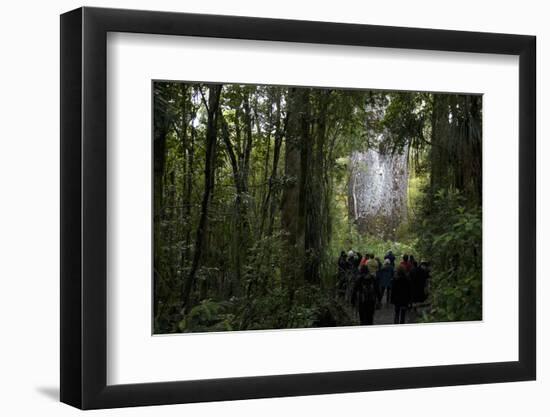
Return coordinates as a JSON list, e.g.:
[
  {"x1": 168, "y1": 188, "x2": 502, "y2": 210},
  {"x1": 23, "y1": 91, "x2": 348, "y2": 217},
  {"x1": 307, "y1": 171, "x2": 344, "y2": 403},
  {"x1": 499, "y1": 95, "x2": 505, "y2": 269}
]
[
  {"x1": 384, "y1": 250, "x2": 396, "y2": 267},
  {"x1": 378, "y1": 258, "x2": 394, "y2": 305}
]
